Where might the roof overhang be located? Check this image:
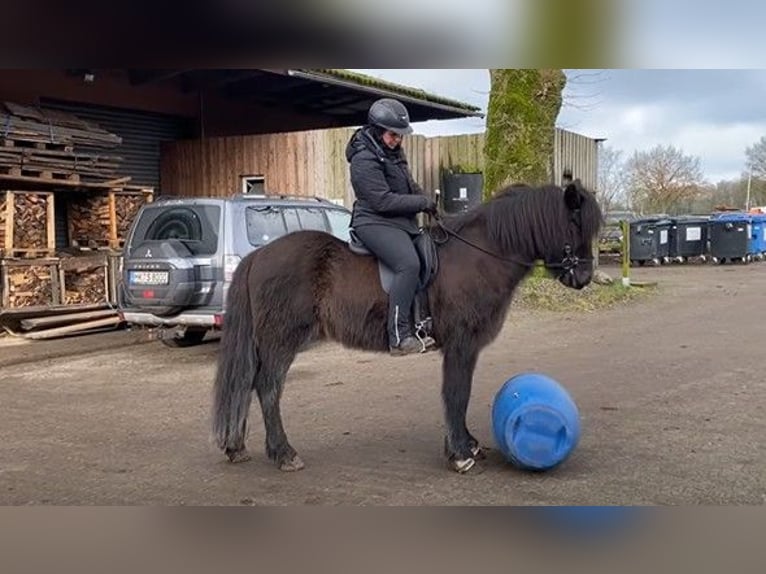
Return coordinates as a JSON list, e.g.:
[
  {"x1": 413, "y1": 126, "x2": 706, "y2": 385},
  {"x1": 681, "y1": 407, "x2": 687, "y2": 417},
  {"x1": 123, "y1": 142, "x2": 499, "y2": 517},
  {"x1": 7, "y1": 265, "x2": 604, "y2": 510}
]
[
  {"x1": 283, "y1": 69, "x2": 484, "y2": 122},
  {"x1": 121, "y1": 68, "x2": 483, "y2": 132},
  {"x1": 2, "y1": 69, "x2": 483, "y2": 138}
]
